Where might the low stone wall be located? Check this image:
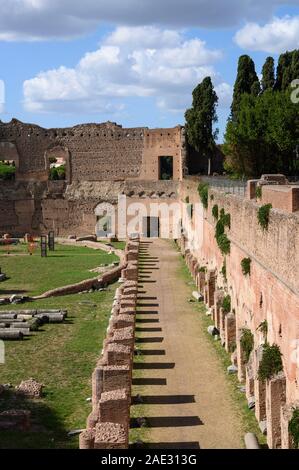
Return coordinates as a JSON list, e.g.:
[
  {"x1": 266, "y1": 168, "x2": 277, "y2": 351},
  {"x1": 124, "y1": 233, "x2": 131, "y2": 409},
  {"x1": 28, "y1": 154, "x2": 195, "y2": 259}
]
[
  {"x1": 33, "y1": 240, "x2": 125, "y2": 300},
  {"x1": 79, "y1": 236, "x2": 140, "y2": 449}
]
